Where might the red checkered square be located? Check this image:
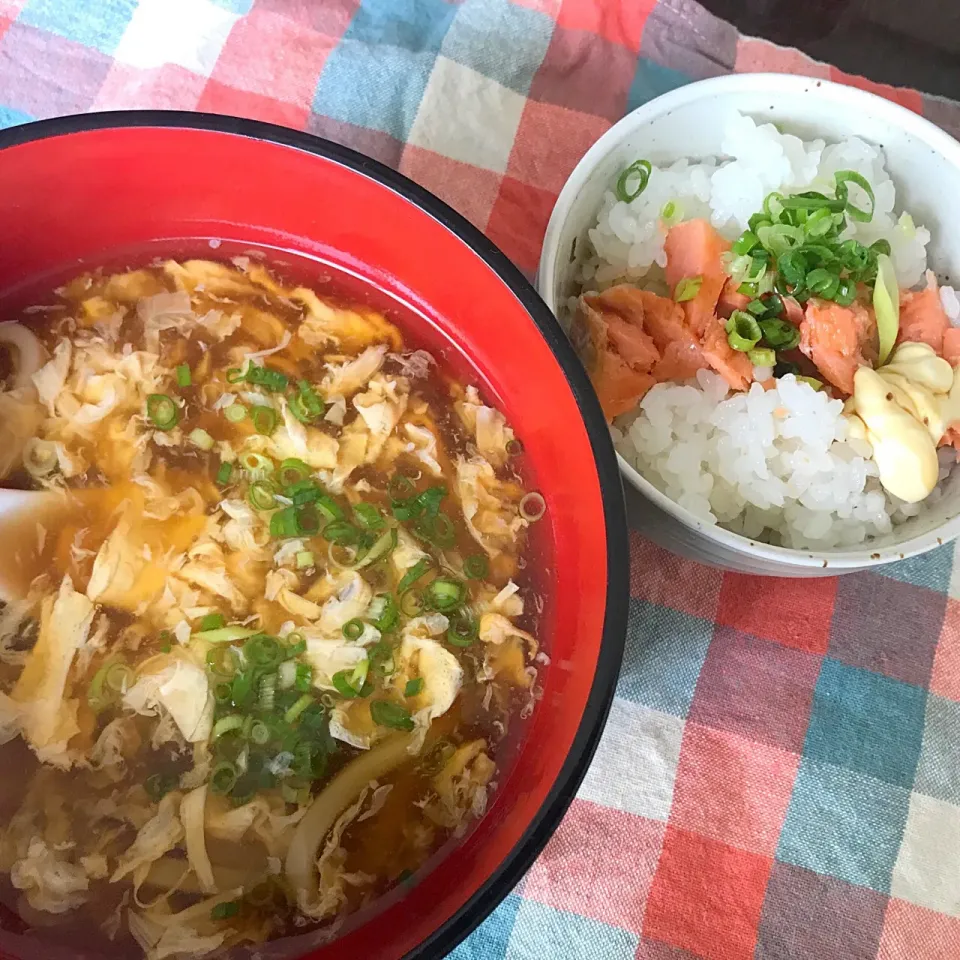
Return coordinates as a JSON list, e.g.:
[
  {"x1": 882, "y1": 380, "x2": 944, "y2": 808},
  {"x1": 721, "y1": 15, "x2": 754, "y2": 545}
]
[
  {"x1": 556, "y1": 0, "x2": 654, "y2": 52},
  {"x1": 716, "y1": 572, "x2": 836, "y2": 653},
  {"x1": 529, "y1": 24, "x2": 635, "y2": 121},
  {"x1": 688, "y1": 627, "x2": 821, "y2": 753},
  {"x1": 644, "y1": 826, "x2": 773, "y2": 960},
  {"x1": 399, "y1": 145, "x2": 503, "y2": 231},
  {"x1": 506, "y1": 99, "x2": 610, "y2": 195},
  {"x1": 197, "y1": 79, "x2": 309, "y2": 130},
  {"x1": 629, "y1": 534, "x2": 722, "y2": 621},
  {"x1": 253, "y1": 0, "x2": 360, "y2": 35},
  {"x1": 485, "y1": 175, "x2": 557, "y2": 275},
  {"x1": 930, "y1": 598, "x2": 960, "y2": 702},
  {"x1": 669, "y1": 723, "x2": 800, "y2": 856},
  {"x1": 830, "y1": 67, "x2": 923, "y2": 115},
  {"x1": 879, "y1": 899, "x2": 960, "y2": 959},
  {"x1": 92, "y1": 62, "x2": 206, "y2": 111},
  {"x1": 524, "y1": 798, "x2": 665, "y2": 933},
  {"x1": 212, "y1": 8, "x2": 332, "y2": 106}
]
